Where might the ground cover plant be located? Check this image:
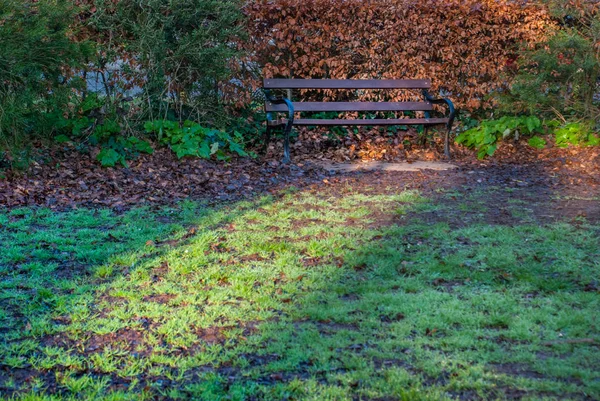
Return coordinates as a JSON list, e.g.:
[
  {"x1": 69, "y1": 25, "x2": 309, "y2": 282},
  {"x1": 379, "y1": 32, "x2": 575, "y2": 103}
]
[{"x1": 1, "y1": 168, "x2": 599, "y2": 400}]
